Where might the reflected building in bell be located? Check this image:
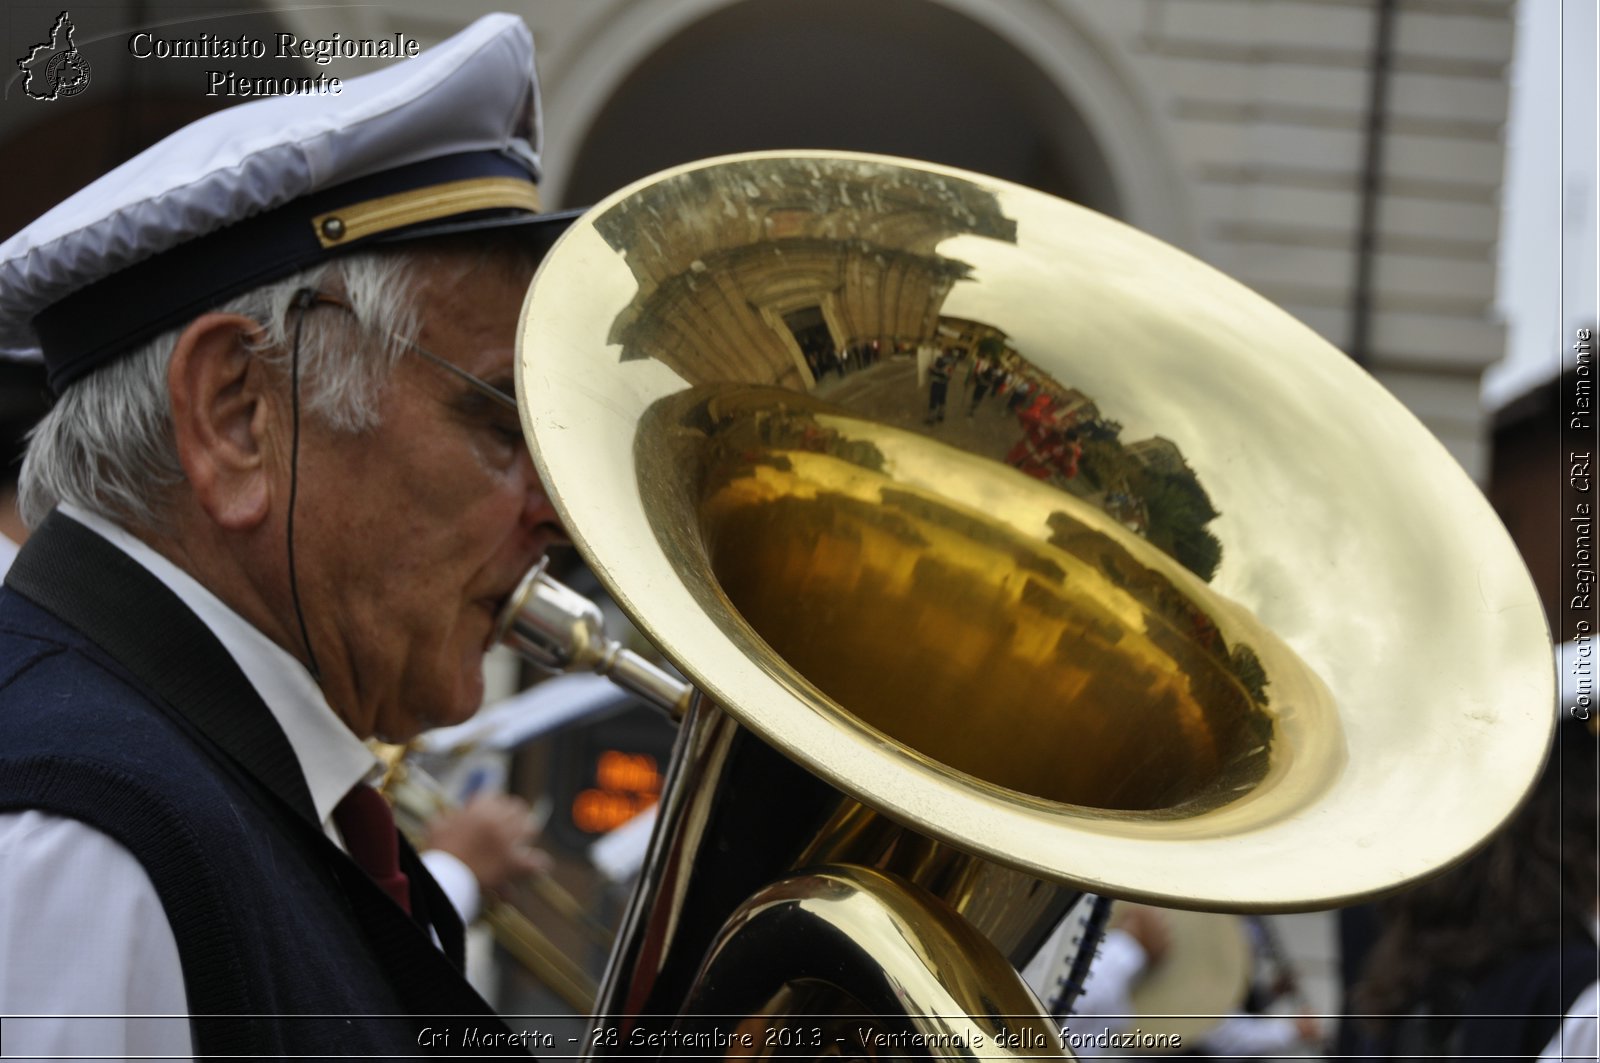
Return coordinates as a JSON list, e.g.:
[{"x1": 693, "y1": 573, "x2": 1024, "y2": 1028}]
[{"x1": 593, "y1": 157, "x2": 1015, "y2": 389}]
